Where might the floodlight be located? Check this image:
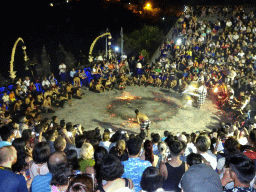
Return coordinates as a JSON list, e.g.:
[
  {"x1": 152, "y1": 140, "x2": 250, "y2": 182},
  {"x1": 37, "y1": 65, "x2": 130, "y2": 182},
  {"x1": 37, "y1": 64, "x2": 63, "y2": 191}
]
[{"x1": 176, "y1": 39, "x2": 182, "y2": 45}]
